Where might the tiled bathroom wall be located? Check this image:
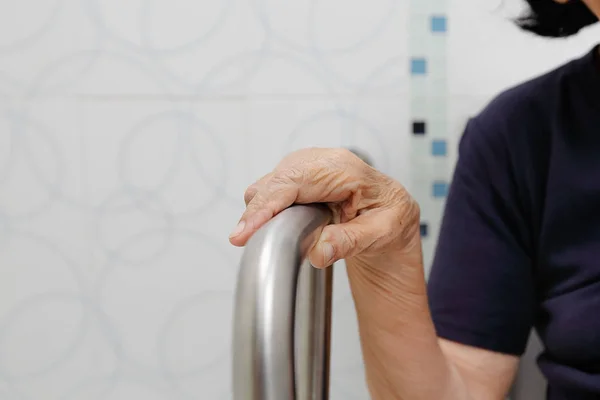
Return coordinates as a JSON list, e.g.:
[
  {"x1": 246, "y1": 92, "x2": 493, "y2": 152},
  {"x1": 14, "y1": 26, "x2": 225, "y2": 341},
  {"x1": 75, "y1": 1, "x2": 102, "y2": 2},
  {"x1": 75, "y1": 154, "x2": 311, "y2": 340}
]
[{"x1": 1, "y1": 1, "x2": 599, "y2": 399}]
